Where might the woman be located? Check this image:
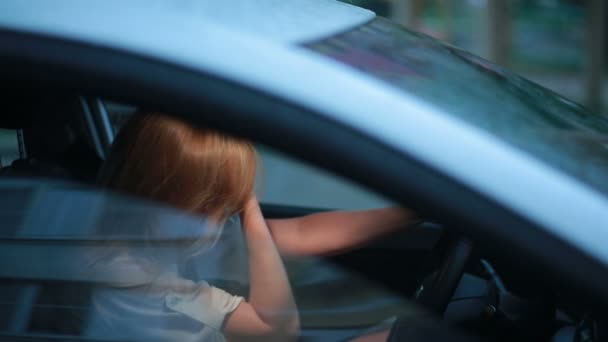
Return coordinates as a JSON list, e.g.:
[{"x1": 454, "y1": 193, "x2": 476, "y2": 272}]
[{"x1": 88, "y1": 112, "x2": 419, "y2": 341}]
